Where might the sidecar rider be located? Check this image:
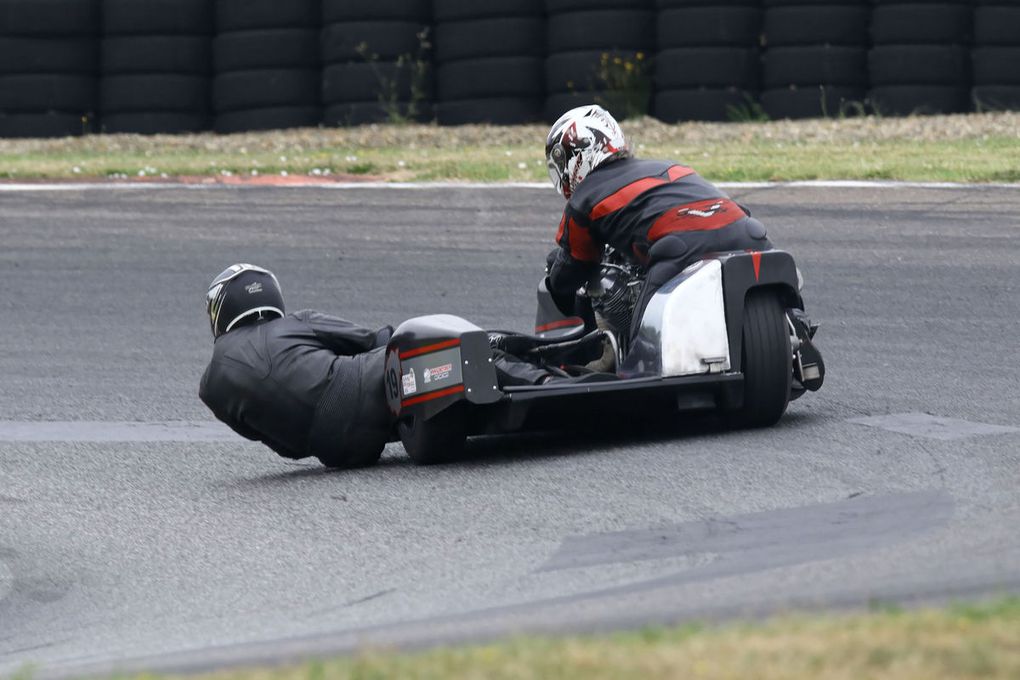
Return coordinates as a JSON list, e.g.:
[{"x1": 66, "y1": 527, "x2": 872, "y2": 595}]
[
  {"x1": 199, "y1": 264, "x2": 563, "y2": 467},
  {"x1": 199, "y1": 264, "x2": 396, "y2": 468},
  {"x1": 543, "y1": 105, "x2": 773, "y2": 342}
]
